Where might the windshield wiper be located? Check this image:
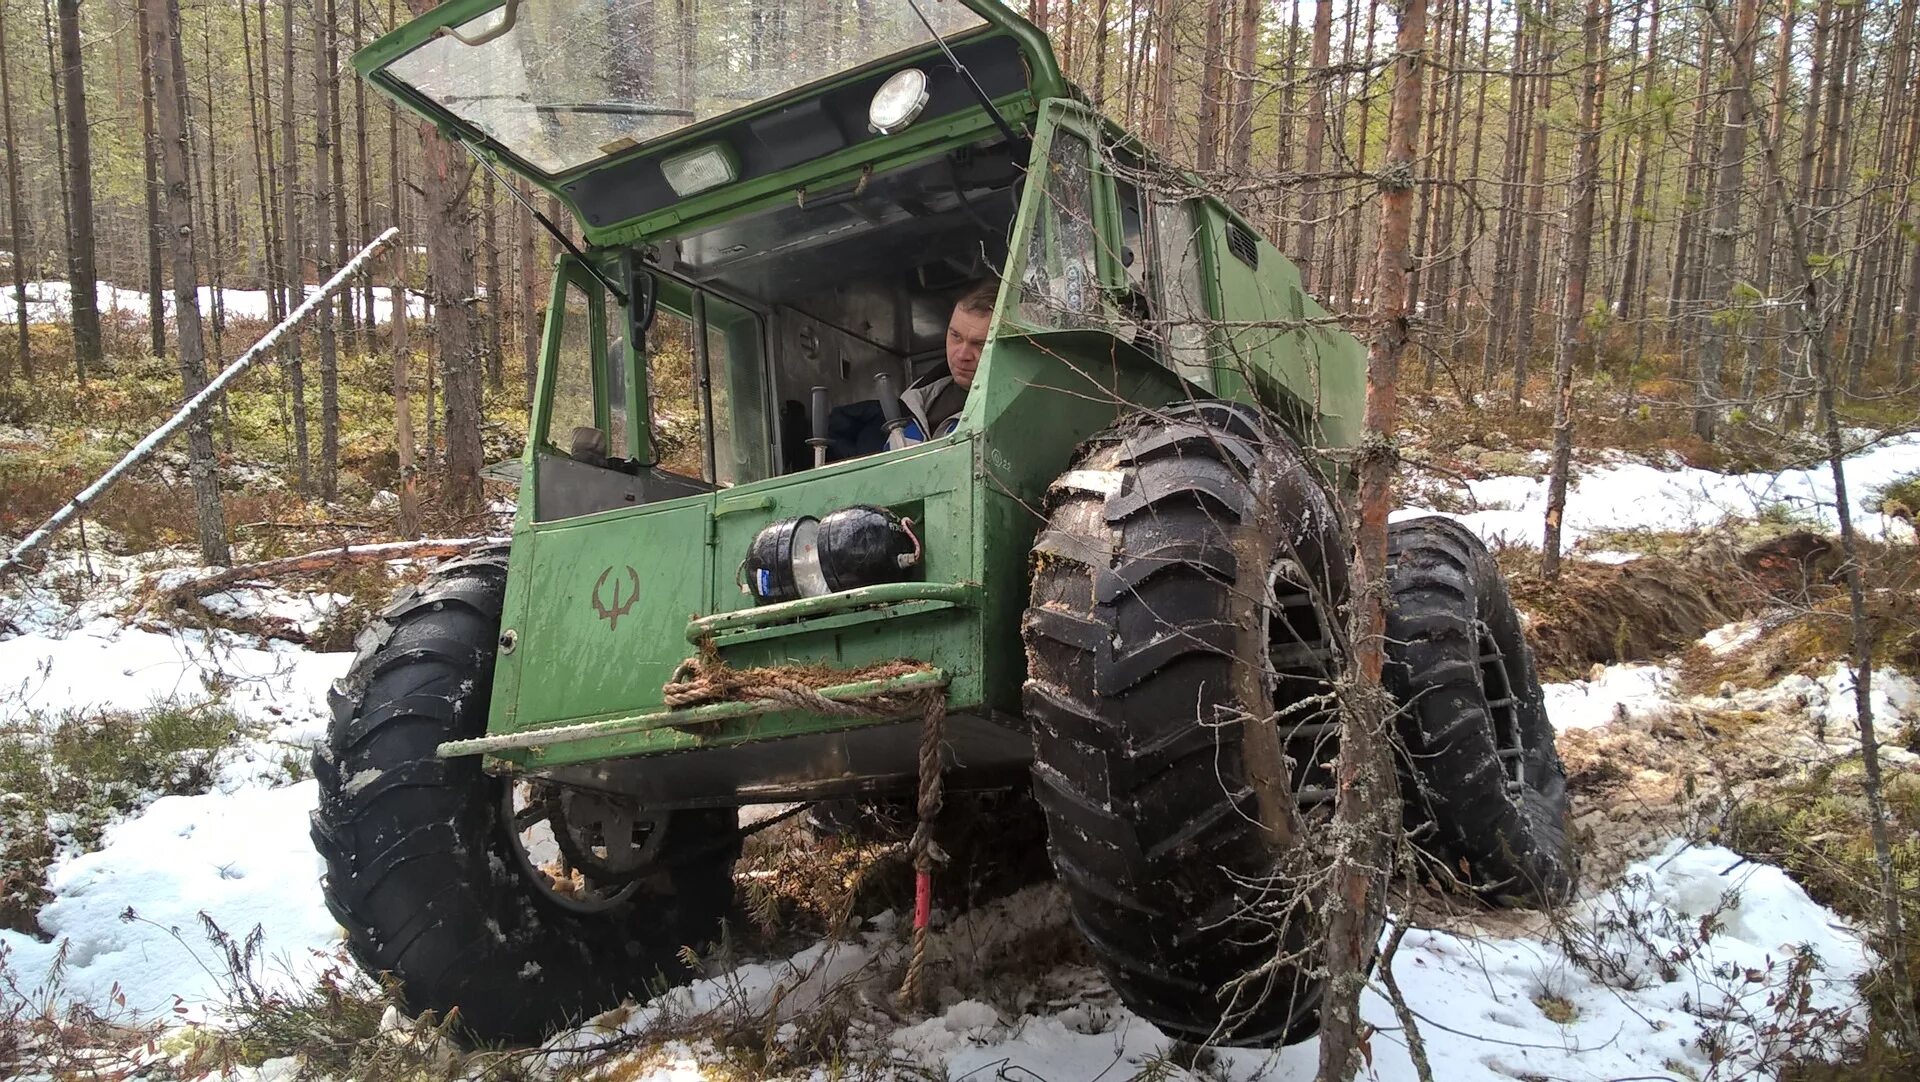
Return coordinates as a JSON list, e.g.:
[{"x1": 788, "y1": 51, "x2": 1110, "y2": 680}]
[
  {"x1": 458, "y1": 138, "x2": 629, "y2": 306},
  {"x1": 902, "y1": 0, "x2": 1023, "y2": 149},
  {"x1": 531, "y1": 102, "x2": 697, "y2": 118}
]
